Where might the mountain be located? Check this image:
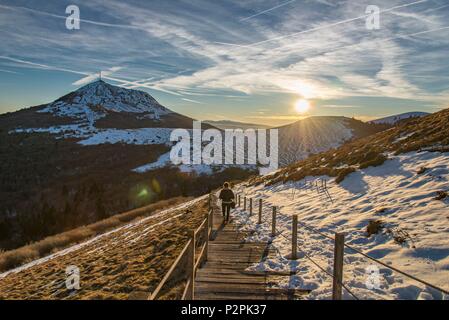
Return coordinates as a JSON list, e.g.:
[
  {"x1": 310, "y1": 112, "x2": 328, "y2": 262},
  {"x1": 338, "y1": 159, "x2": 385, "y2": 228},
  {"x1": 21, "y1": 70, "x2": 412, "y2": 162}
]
[
  {"x1": 6, "y1": 80, "x2": 209, "y2": 134},
  {"x1": 203, "y1": 120, "x2": 271, "y2": 130},
  {"x1": 0, "y1": 80, "x2": 254, "y2": 251},
  {"x1": 370, "y1": 111, "x2": 429, "y2": 125},
  {"x1": 277, "y1": 116, "x2": 389, "y2": 167}
]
